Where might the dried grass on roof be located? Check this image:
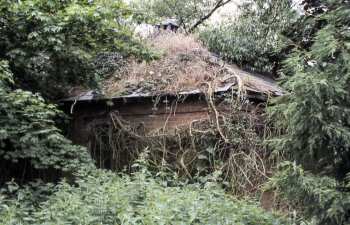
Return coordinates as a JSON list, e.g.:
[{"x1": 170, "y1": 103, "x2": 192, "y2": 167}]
[
  {"x1": 103, "y1": 33, "x2": 230, "y2": 97},
  {"x1": 102, "y1": 33, "x2": 283, "y2": 98}
]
